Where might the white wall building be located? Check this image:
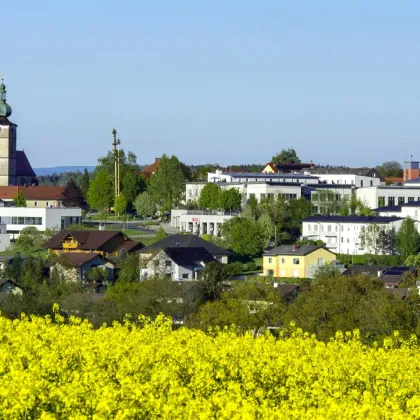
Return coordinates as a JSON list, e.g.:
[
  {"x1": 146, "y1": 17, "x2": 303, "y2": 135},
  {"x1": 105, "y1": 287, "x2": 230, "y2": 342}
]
[
  {"x1": 171, "y1": 209, "x2": 234, "y2": 236},
  {"x1": 301, "y1": 215, "x2": 404, "y2": 255},
  {"x1": 357, "y1": 186, "x2": 420, "y2": 209},
  {"x1": 208, "y1": 169, "x2": 319, "y2": 185},
  {"x1": 0, "y1": 207, "x2": 82, "y2": 239}
]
